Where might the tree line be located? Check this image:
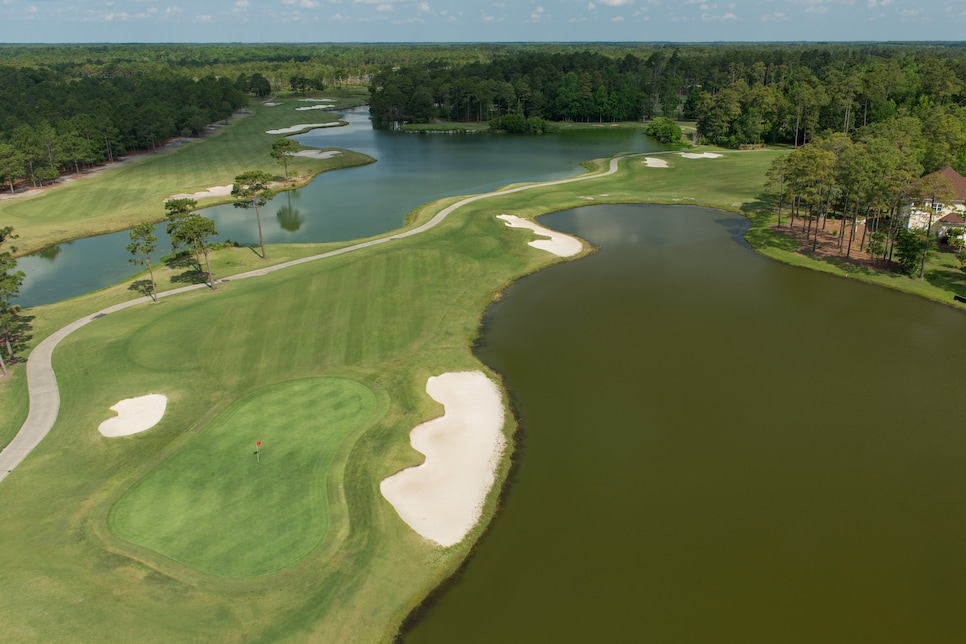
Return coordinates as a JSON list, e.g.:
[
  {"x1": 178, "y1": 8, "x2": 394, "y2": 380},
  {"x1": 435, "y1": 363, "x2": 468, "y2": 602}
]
[
  {"x1": 0, "y1": 67, "x2": 249, "y2": 191},
  {"x1": 369, "y1": 45, "x2": 966, "y2": 166},
  {"x1": 765, "y1": 126, "x2": 963, "y2": 278}
]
